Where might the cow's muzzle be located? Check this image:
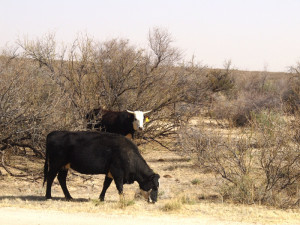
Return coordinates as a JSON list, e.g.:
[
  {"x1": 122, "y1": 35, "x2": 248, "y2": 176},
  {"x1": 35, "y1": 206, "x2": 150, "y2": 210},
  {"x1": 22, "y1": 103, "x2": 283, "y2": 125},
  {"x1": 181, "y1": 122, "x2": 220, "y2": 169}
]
[
  {"x1": 140, "y1": 189, "x2": 157, "y2": 203},
  {"x1": 149, "y1": 189, "x2": 158, "y2": 203}
]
